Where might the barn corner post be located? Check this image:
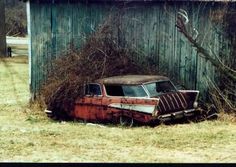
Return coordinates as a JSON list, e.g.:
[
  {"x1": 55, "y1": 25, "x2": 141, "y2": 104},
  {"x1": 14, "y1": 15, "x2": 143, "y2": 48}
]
[
  {"x1": 0, "y1": 0, "x2": 7, "y2": 57},
  {"x1": 26, "y1": 0, "x2": 34, "y2": 102}
]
